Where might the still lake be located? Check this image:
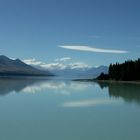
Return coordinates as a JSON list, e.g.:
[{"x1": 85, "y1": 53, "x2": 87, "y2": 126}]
[{"x1": 0, "y1": 77, "x2": 140, "y2": 140}]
